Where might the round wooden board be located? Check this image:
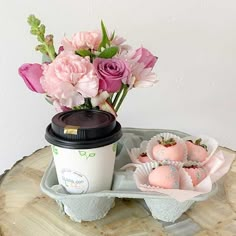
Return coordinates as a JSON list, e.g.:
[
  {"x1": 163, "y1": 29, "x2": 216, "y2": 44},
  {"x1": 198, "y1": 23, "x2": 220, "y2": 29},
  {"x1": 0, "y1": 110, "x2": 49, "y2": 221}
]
[{"x1": 0, "y1": 146, "x2": 235, "y2": 236}]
